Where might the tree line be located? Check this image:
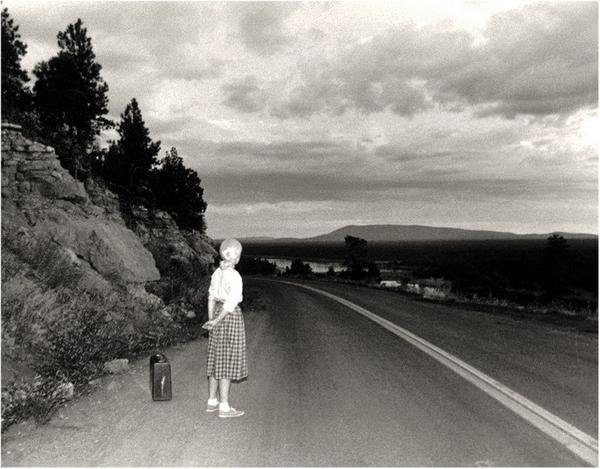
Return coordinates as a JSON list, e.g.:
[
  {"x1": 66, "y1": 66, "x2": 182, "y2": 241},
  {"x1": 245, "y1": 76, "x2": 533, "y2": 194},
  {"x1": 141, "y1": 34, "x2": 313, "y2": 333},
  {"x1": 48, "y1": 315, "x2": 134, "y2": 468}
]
[{"x1": 1, "y1": 9, "x2": 207, "y2": 232}]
